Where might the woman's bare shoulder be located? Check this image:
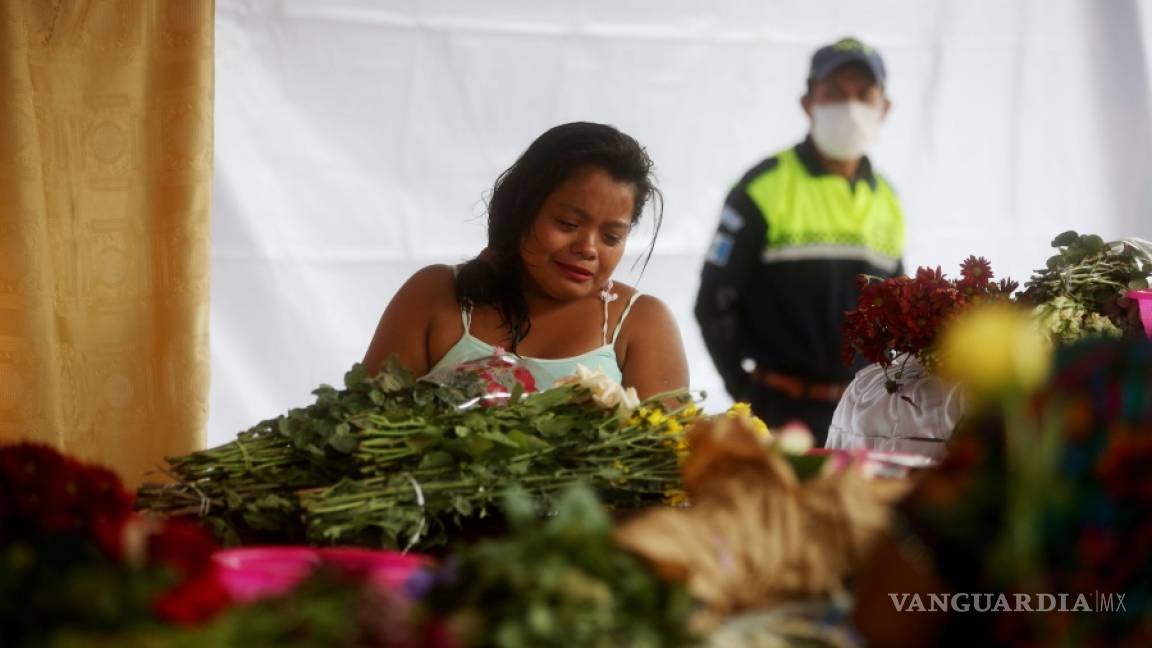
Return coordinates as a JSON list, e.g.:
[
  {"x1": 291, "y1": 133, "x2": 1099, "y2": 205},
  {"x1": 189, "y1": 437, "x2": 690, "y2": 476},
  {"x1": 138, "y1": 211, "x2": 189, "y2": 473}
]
[
  {"x1": 608, "y1": 283, "x2": 671, "y2": 320},
  {"x1": 612, "y1": 288, "x2": 688, "y2": 396},
  {"x1": 391, "y1": 264, "x2": 457, "y2": 306},
  {"x1": 624, "y1": 292, "x2": 676, "y2": 327},
  {"x1": 407, "y1": 263, "x2": 456, "y2": 291}
]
